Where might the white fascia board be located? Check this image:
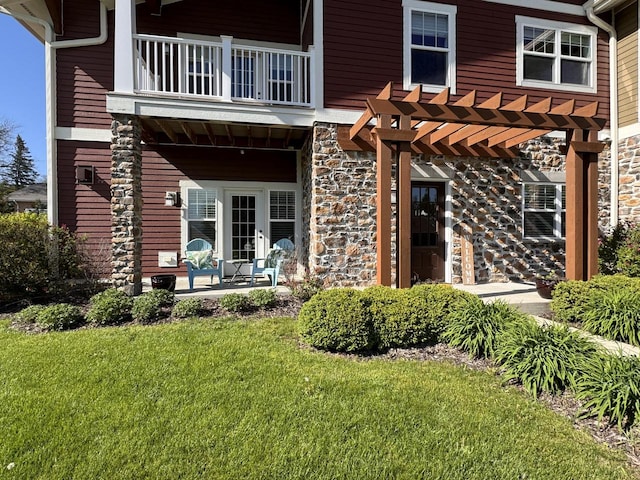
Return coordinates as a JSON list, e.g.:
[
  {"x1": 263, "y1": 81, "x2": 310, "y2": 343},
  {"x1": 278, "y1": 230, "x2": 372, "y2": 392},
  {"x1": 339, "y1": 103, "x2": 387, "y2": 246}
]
[
  {"x1": 619, "y1": 123, "x2": 640, "y2": 140},
  {"x1": 482, "y1": 0, "x2": 586, "y2": 16},
  {"x1": 55, "y1": 127, "x2": 111, "y2": 142},
  {"x1": 106, "y1": 93, "x2": 317, "y2": 127},
  {"x1": 315, "y1": 108, "x2": 366, "y2": 125}
]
